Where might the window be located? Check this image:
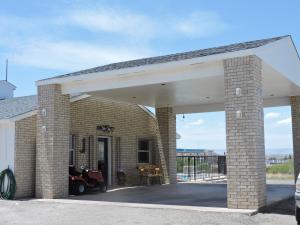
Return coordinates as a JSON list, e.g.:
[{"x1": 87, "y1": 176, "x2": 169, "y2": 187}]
[
  {"x1": 69, "y1": 135, "x2": 76, "y2": 166},
  {"x1": 137, "y1": 139, "x2": 152, "y2": 164}
]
